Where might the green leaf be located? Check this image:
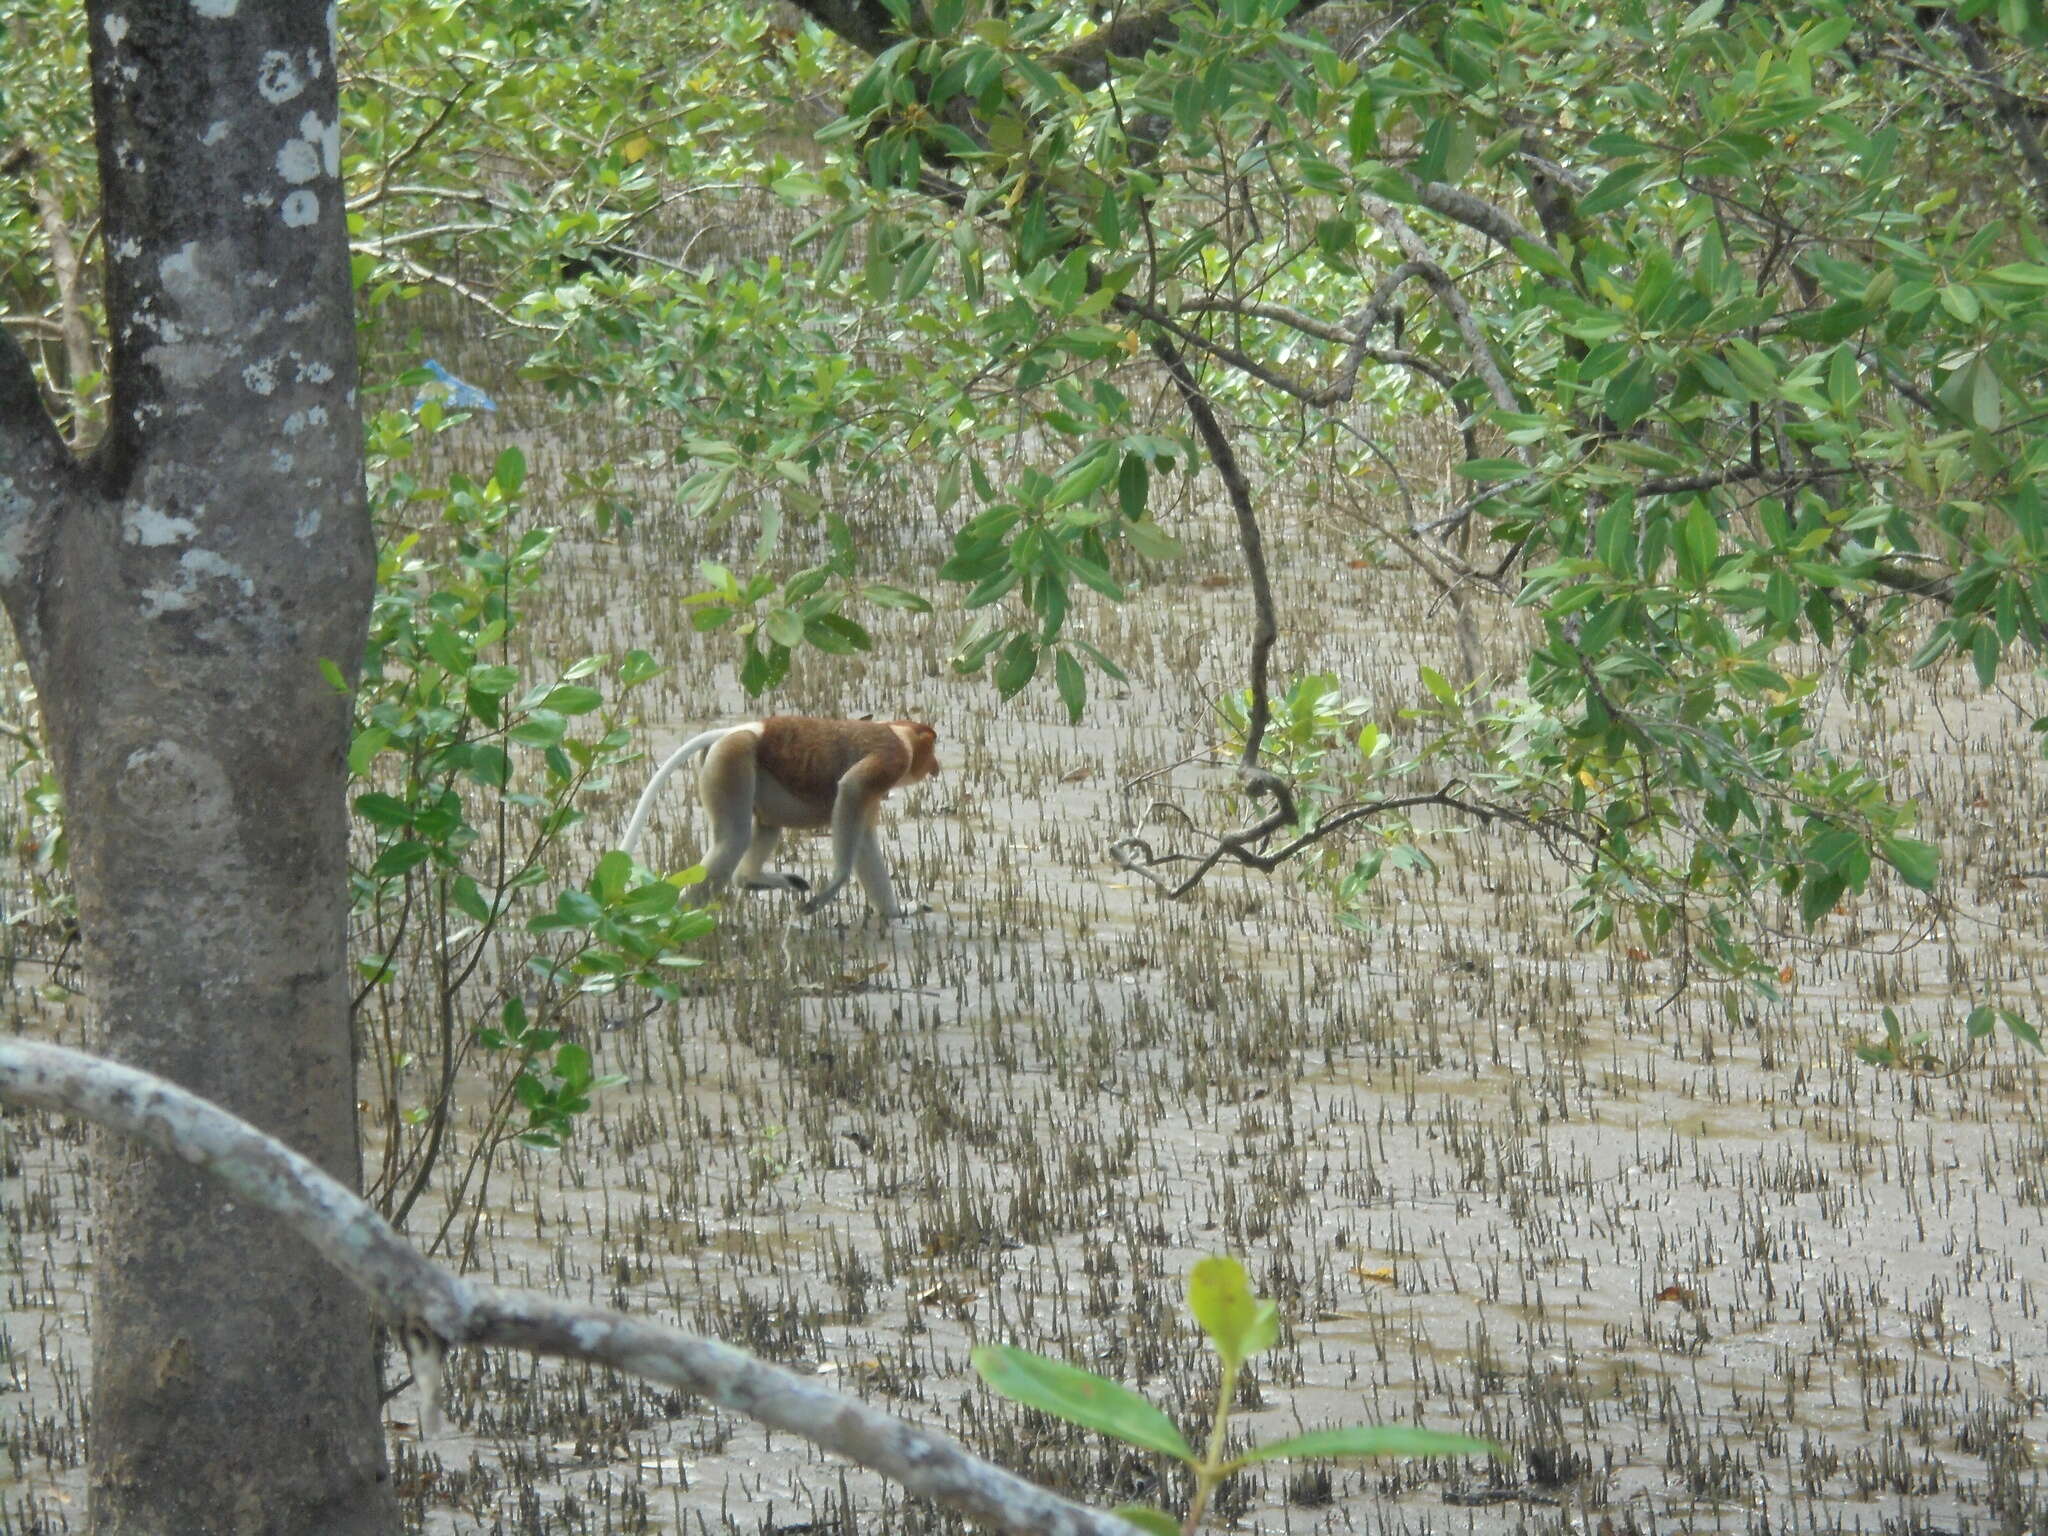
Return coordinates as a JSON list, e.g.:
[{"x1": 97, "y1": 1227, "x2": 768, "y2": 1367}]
[
  {"x1": 861, "y1": 583, "x2": 933, "y2": 613},
  {"x1": 450, "y1": 875, "x2": 493, "y2": 925},
  {"x1": 1678, "y1": 503, "x2": 1720, "y2": 583},
  {"x1": 1117, "y1": 453, "x2": 1149, "y2": 521},
  {"x1": 994, "y1": 633, "x2": 1039, "y2": 697},
  {"x1": 766, "y1": 608, "x2": 806, "y2": 648},
  {"x1": 591, "y1": 849, "x2": 635, "y2": 900},
  {"x1": 1187, "y1": 1256, "x2": 1279, "y2": 1367},
  {"x1": 1419, "y1": 666, "x2": 1455, "y2": 706},
  {"x1": 554, "y1": 1041, "x2": 593, "y2": 1090},
  {"x1": 424, "y1": 624, "x2": 473, "y2": 677},
  {"x1": 1068, "y1": 635, "x2": 1129, "y2": 683},
  {"x1": 971, "y1": 1346, "x2": 1194, "y2": 1461},
  {"x1": 1799, "y1": 868, "x2": 1847, "y2": 929},
  {"x1": 493, "y1": 447, "x2": 527, "y2": 494},
  {"x1": 1512, "y1": 235, "x2": 1575, "y2": 283},
  {"x1": 370, "y1": 840, "x2": 433, "y2": 879},
  {"x1": 738, "y1": 638, "x2": 783, "y2": 696},
  {"x1": 1062, "y1": 549, "x2": 1125, "y2": 601},
  {"x1": 1723, "y1": 339, "x2": 1782, "y2": 396},
  {"x1": 1595, "y1": 499, "x2": 1637, "y2": 575},
  {"x1": 1094, "y1": 189, "x2": 1124, "y2": 248},
  {"x1": 1122, "y1": 519, "x2": 1182, "y2": 560},
  {"x1": 542, "y1": 684, "x2": 603, "y2": 715},
  {"x1": 468, "y1": 665, "x2": 519, "y2": 697},
  {"x1": 1238, "y1": 1425, "x2": 1502, "y2": 1467},
  {"x1": 510, "y1": 712, "x2": 568, "y2": 748},
  {"x1": 1807, "y1": 824, "x2": 1870, "y2": 885},
  {"x1": 1938, "y1": 354, "x2": 2004, "y2": 431},
  {"x1": 1315, "y1": 216, "x2": 1357, "y2": 260},
  {"x1": 1577, "y1": 162, "x2": 1655, "y2": 219},
  {"x1": 1346, "y1": 93, "x2": 1377, "y2": 160},
  {"x1": 348, "y1": 728, "x2": 391, "y2": 777},
  {"x1": 1971, "y1": 625, "x2": 1999, "y2": 688},
  {"x1": 1111, "y1": 1508, "x2": 1180, "y2": 1536},
  {"x1": 532, "y1": 888, "x2": 603, "y2": 931},
  {"x1": 1454, "y1": 458, "x2": 1527, "y2": 481},
  {"x1": 1052, "y1": 448, "x2": 1120, "y2": 507},
  {"x1": 1054, "y1": 648, "x2": 1087, "y2": 723},
  {"x1": 1878, "y1": 835, "x2": 1938, "y2": 892},
  {"x1": 1937, "y1": 283, "x2": 1981, "y2": 324},
  {"x1": 465, "y1": 745, "x2": 509, "y2": 788},
  {"x1": 353, "y1": 792, "x2": 412, "y2": 830},
  {"x1": 807, "y1": 613, "x2": 873, "y2": 654}
]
